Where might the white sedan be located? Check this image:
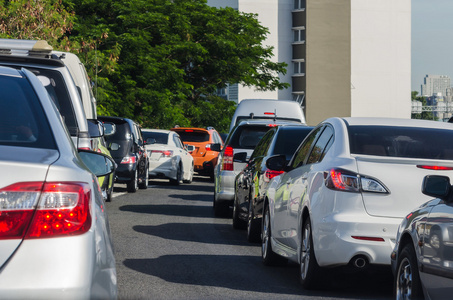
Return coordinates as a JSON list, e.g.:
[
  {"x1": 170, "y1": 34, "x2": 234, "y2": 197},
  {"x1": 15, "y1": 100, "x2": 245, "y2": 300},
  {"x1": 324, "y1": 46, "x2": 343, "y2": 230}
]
[
  {"x1": 262, "y1": 117, "x2": 453, "y2": 290},
  {"x1": 142, "y1": 129, "x2": 194, "y2": 185}
]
